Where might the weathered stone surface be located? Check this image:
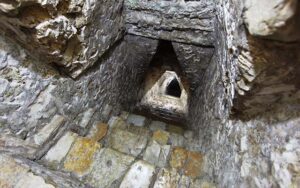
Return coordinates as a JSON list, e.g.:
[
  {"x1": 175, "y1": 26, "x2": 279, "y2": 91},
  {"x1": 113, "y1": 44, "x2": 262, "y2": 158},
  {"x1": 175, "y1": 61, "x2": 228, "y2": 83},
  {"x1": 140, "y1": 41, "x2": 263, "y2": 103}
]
[
  {"x1": 44, "y1": 131, "x2": 77, "y2": 166},
  {"x1": 168, "y1": 133, "x2": 185, "y2": 147},
  {"x1": 63, "y1": 137, "x2": 100, "y2": 176},
  {"x1": 126, "y1": 114, "x2": 147, "y2": 127},
  {"x1": 170, "y1": 147, "x2": 188, "y2": 170},
  {"x1": 152, "y1": 130, "x2": 170, "y2": 145},
  {"x1": 149, "y1": 121, "x2": 167, "y2": 131},
  {"x1": 0, "y1": 154, "x2": 55, "y2": 188},
  {"x1": 15, "y1": 172, "x2": 55, "y2": 188},
  {"x1": 184, "y1": 151, "x2": 204, "y2": 178},
  {"x1": 120, "y1": 160, "x2": 155, "y2": 188},
  {"x1": 0, "y1": 0, "x2": 125, "y2": 77},
  {"x1": 143, "y1": 140, "x2": 171, "y2": 167},
  {"x1": 167, "y1": 125, "x2": 184, "y2": 135},
  {"x1": 87, "y1": 122, "x2": 108, "y2": 142},
  {"x1": 108, "y1": 128, "x2": 148, "y2": 157},
  {"x1": 153, "y1": 168, "x2": 180, "y2": 188},
  {"x1": 124, "y1": 0, "x2": 215, "y2": 46},
  {"x1": 244, "y1": 0, "x2": 300, "y2": 42},
  {"x1": 86, "y1": 148, "x2": 135, "y2": 188},
  {"x1": 28, "y1": 115, "x2": 65, "y2": 145}
]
